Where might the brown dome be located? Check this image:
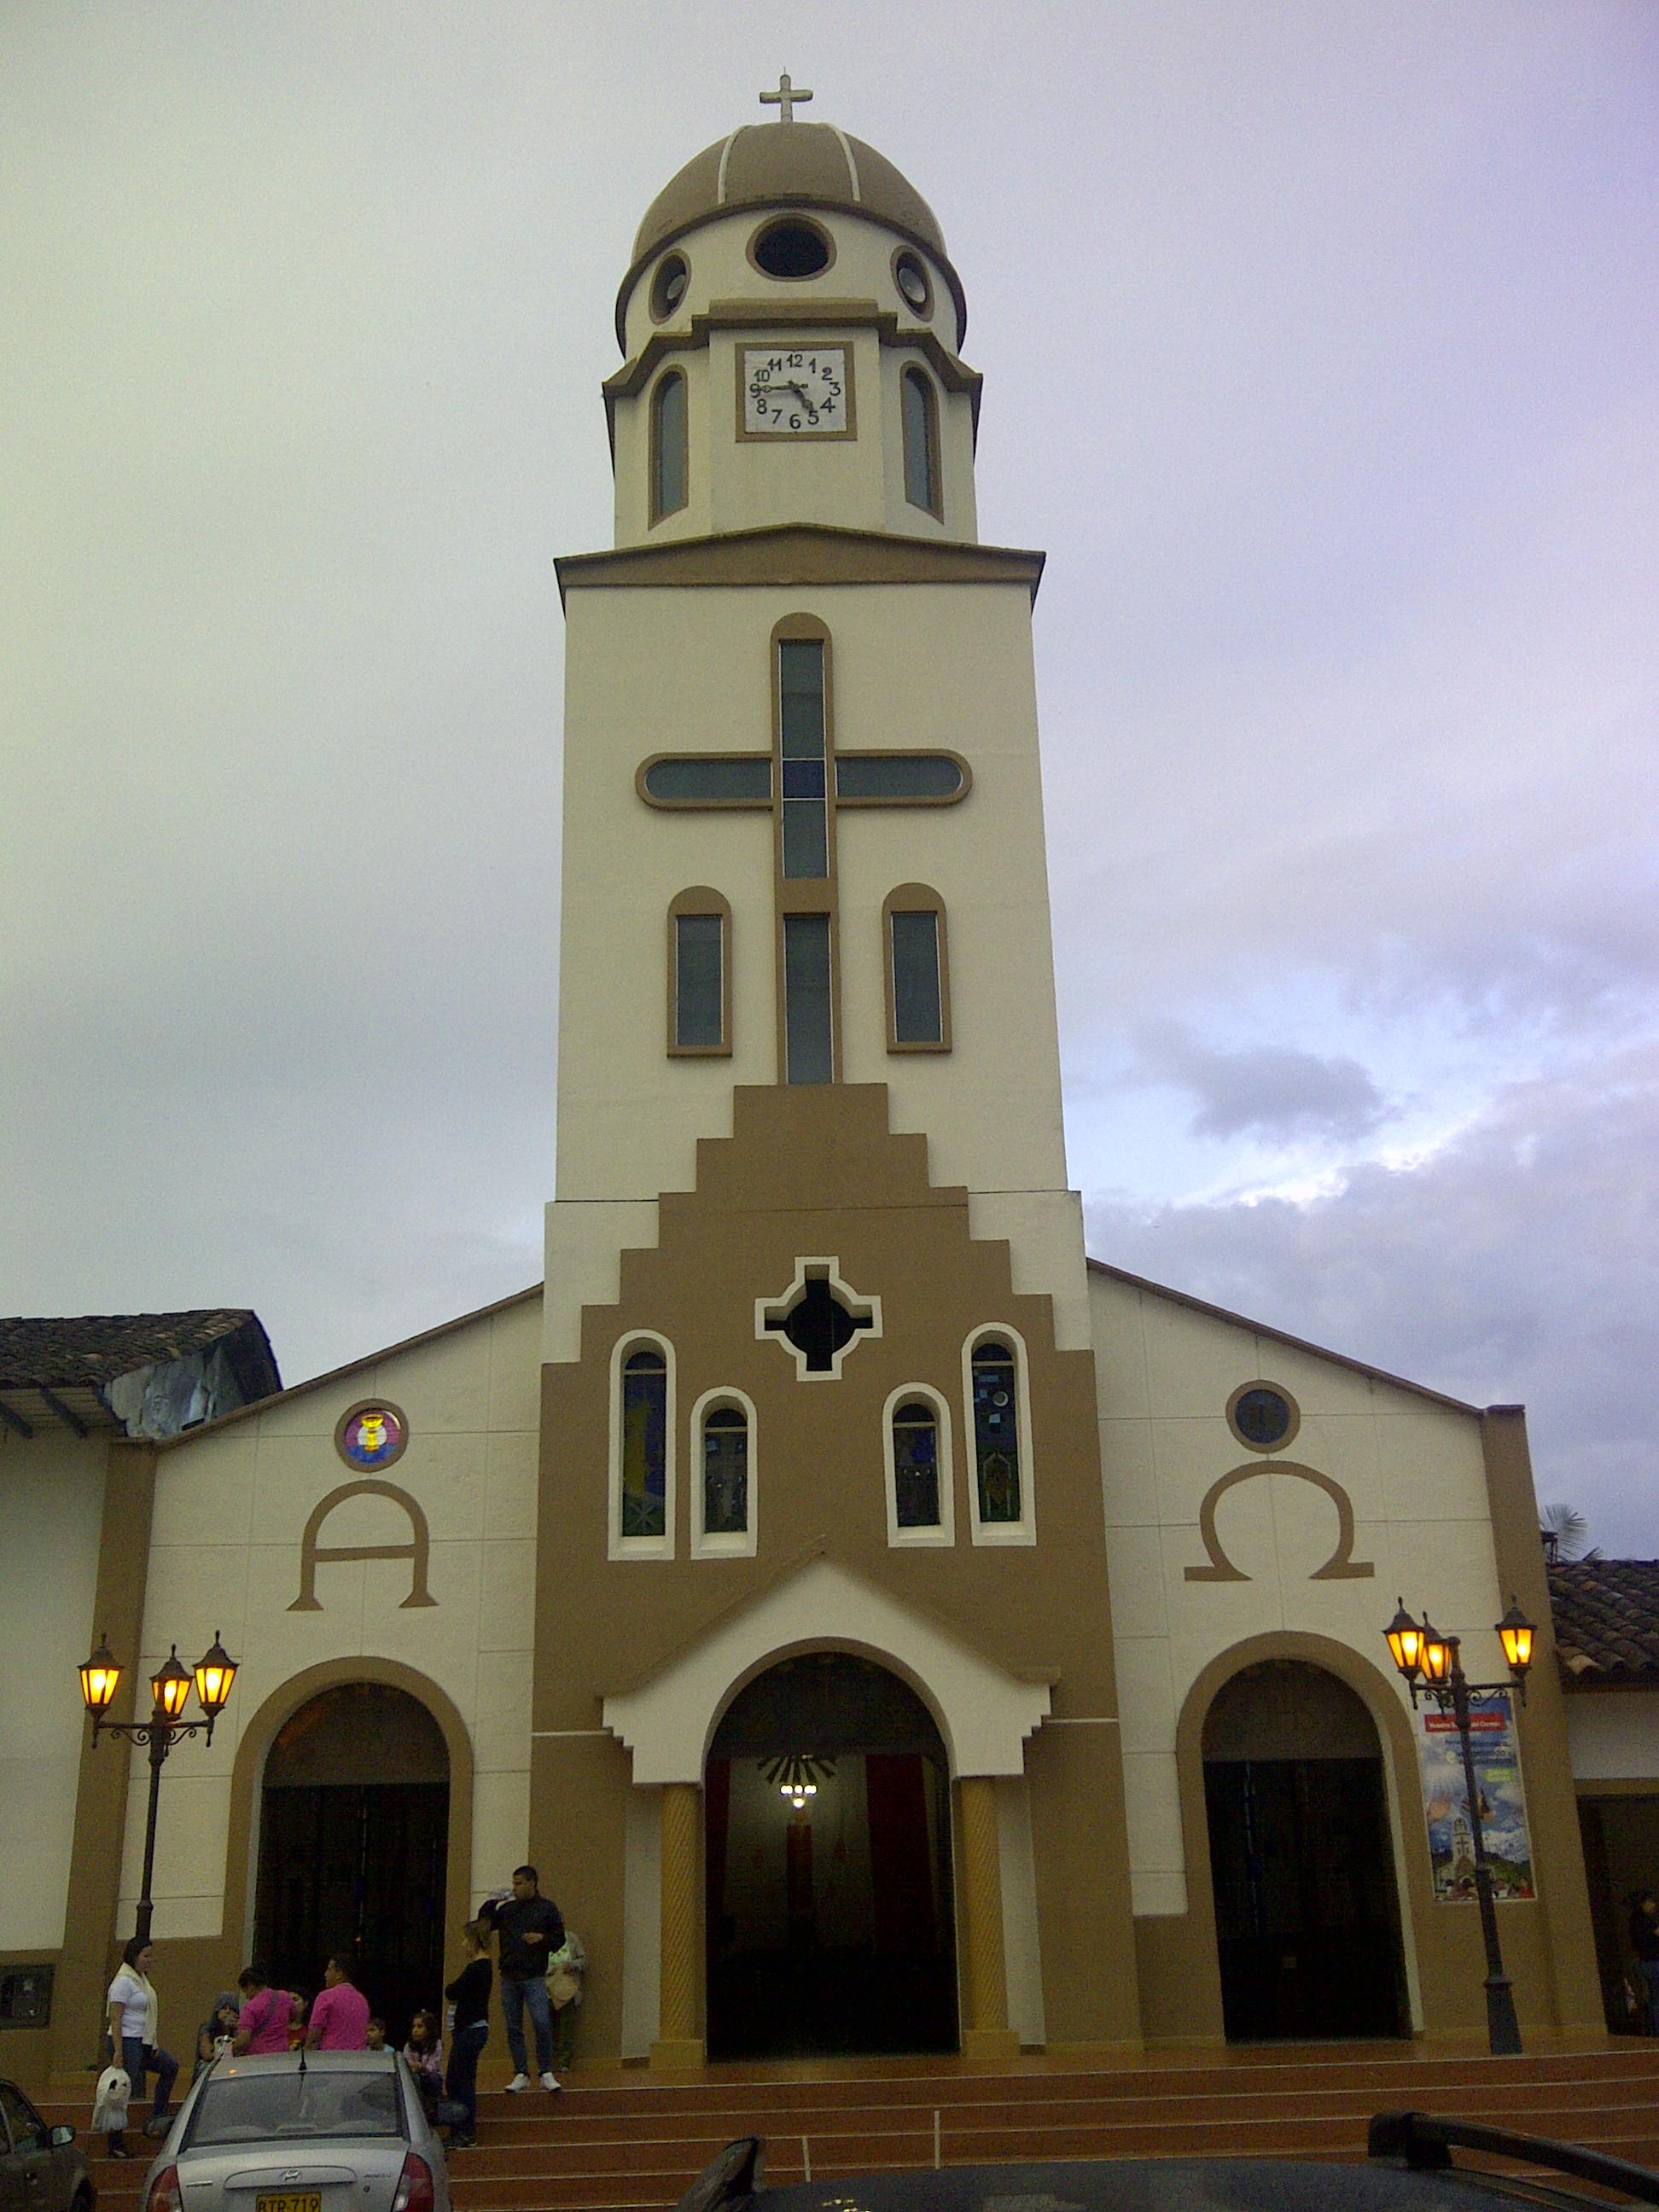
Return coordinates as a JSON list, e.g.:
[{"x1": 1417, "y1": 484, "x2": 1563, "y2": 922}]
[{"x1": 617, "y1": 122, "x2": 965, "y2": 348}]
